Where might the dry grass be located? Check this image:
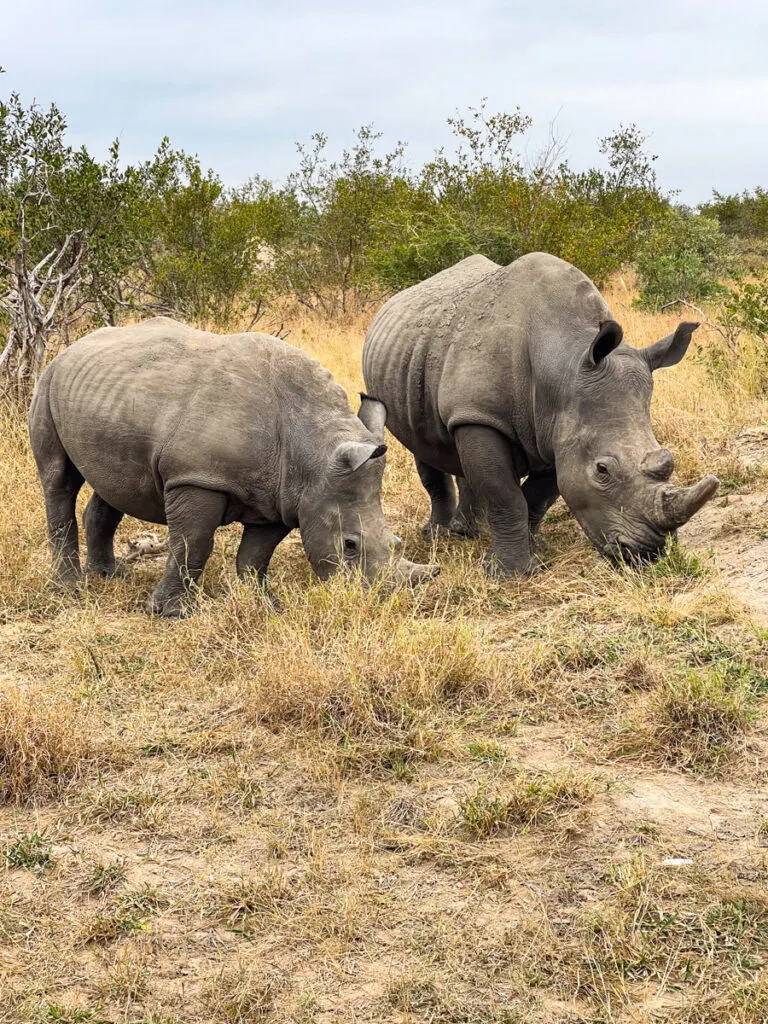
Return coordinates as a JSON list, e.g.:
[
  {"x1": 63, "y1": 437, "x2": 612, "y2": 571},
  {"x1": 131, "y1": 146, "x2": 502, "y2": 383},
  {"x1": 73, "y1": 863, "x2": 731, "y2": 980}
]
[
  {"x1": 458, "y1": 769, "x2": 596, "y2": 837},
  {"x1": 608, "y1": 666, "x2": 756, "y2": 773},
  {"x1": 202, "y1": 963, "x2": 284, "y2": 1022},
  {"x1": 0, "y1": 682, "x2": 105, "y2": 803},
  {"x1": 234, "y1": 577, "x2": 504, "y2": 735},
  {"x1": 1, "y1": 292, "x2": 768, "y2": 1022}
]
